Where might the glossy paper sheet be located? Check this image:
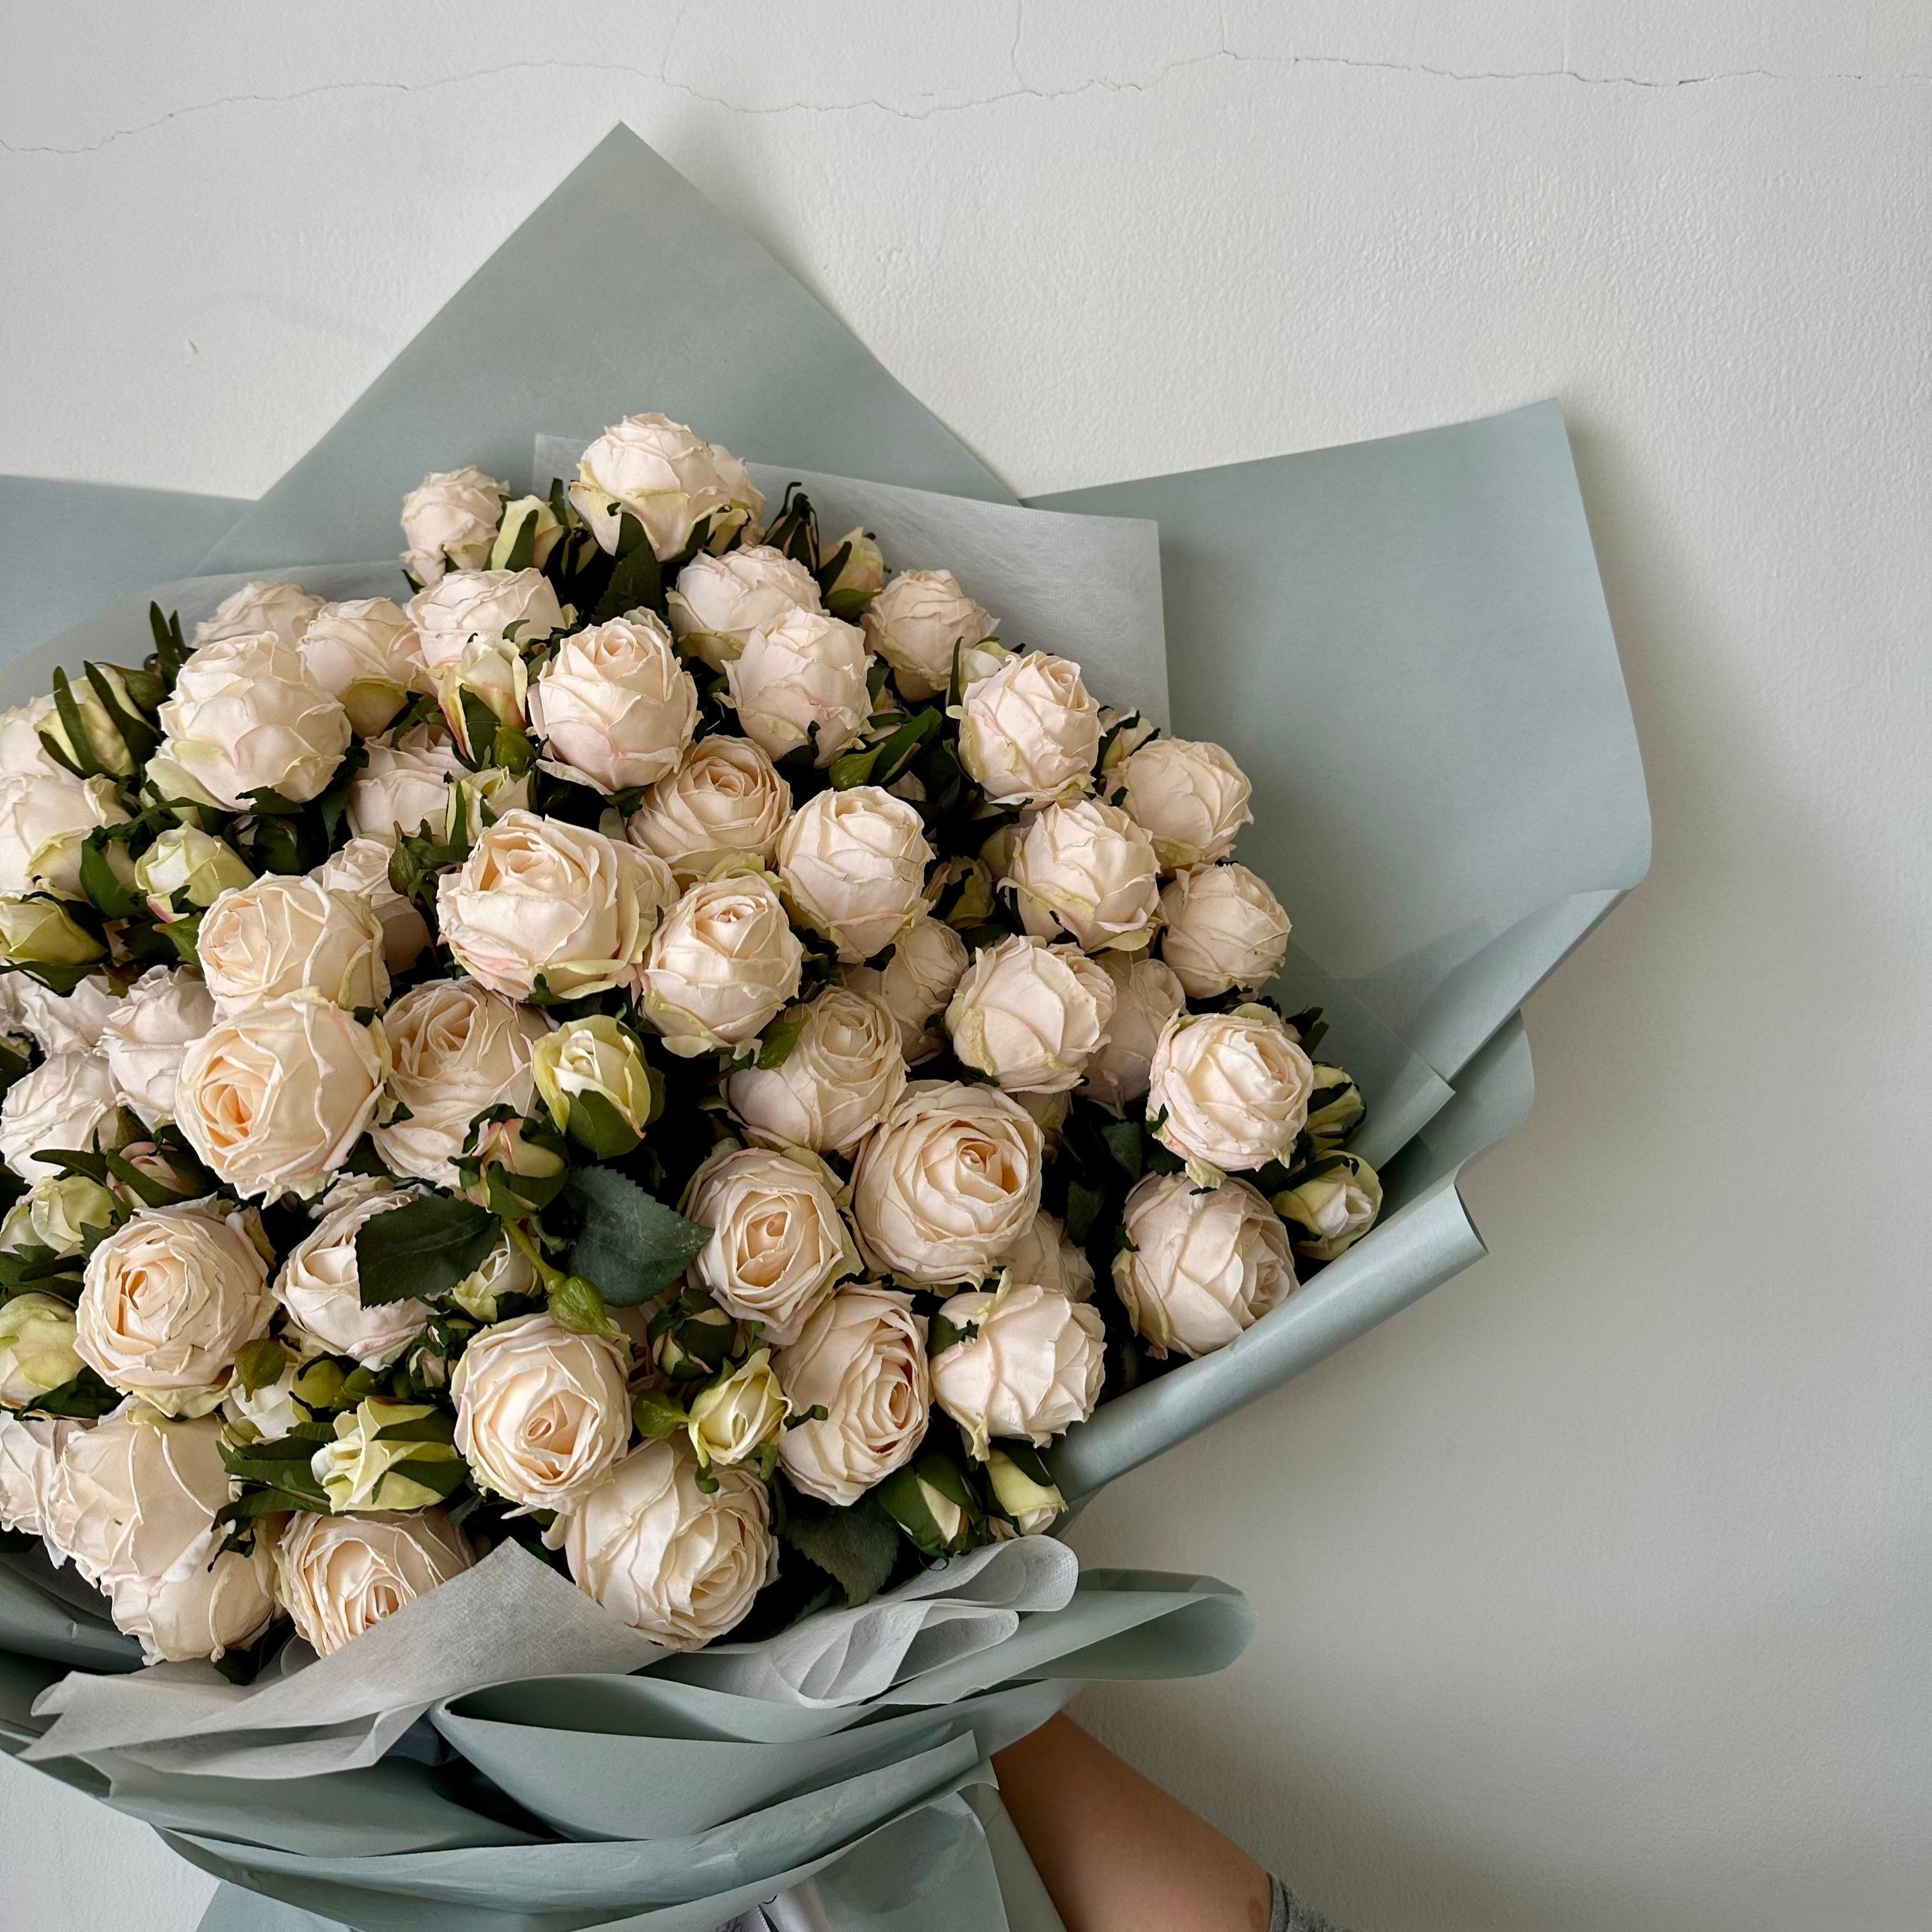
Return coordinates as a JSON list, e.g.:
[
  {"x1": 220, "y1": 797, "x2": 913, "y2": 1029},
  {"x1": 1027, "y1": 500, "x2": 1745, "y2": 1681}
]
[{"x1": 0, "y1": 125, "x2": 1647, "y2": 1932}]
